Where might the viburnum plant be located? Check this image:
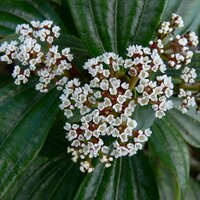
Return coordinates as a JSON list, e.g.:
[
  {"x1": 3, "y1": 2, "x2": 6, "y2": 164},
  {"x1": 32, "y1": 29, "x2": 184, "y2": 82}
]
[{"x1": 0, "y1": 1, "x2": 200, "y2": 199}]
